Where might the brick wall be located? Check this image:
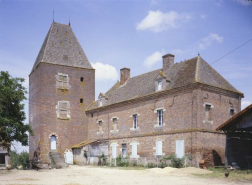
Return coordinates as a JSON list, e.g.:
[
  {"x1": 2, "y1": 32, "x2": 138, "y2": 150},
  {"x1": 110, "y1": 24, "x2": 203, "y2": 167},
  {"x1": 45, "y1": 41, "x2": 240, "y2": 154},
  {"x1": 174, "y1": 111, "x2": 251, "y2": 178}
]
[{"x1": 29, "y1": 63, "x2": 95, "y2": 162}]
